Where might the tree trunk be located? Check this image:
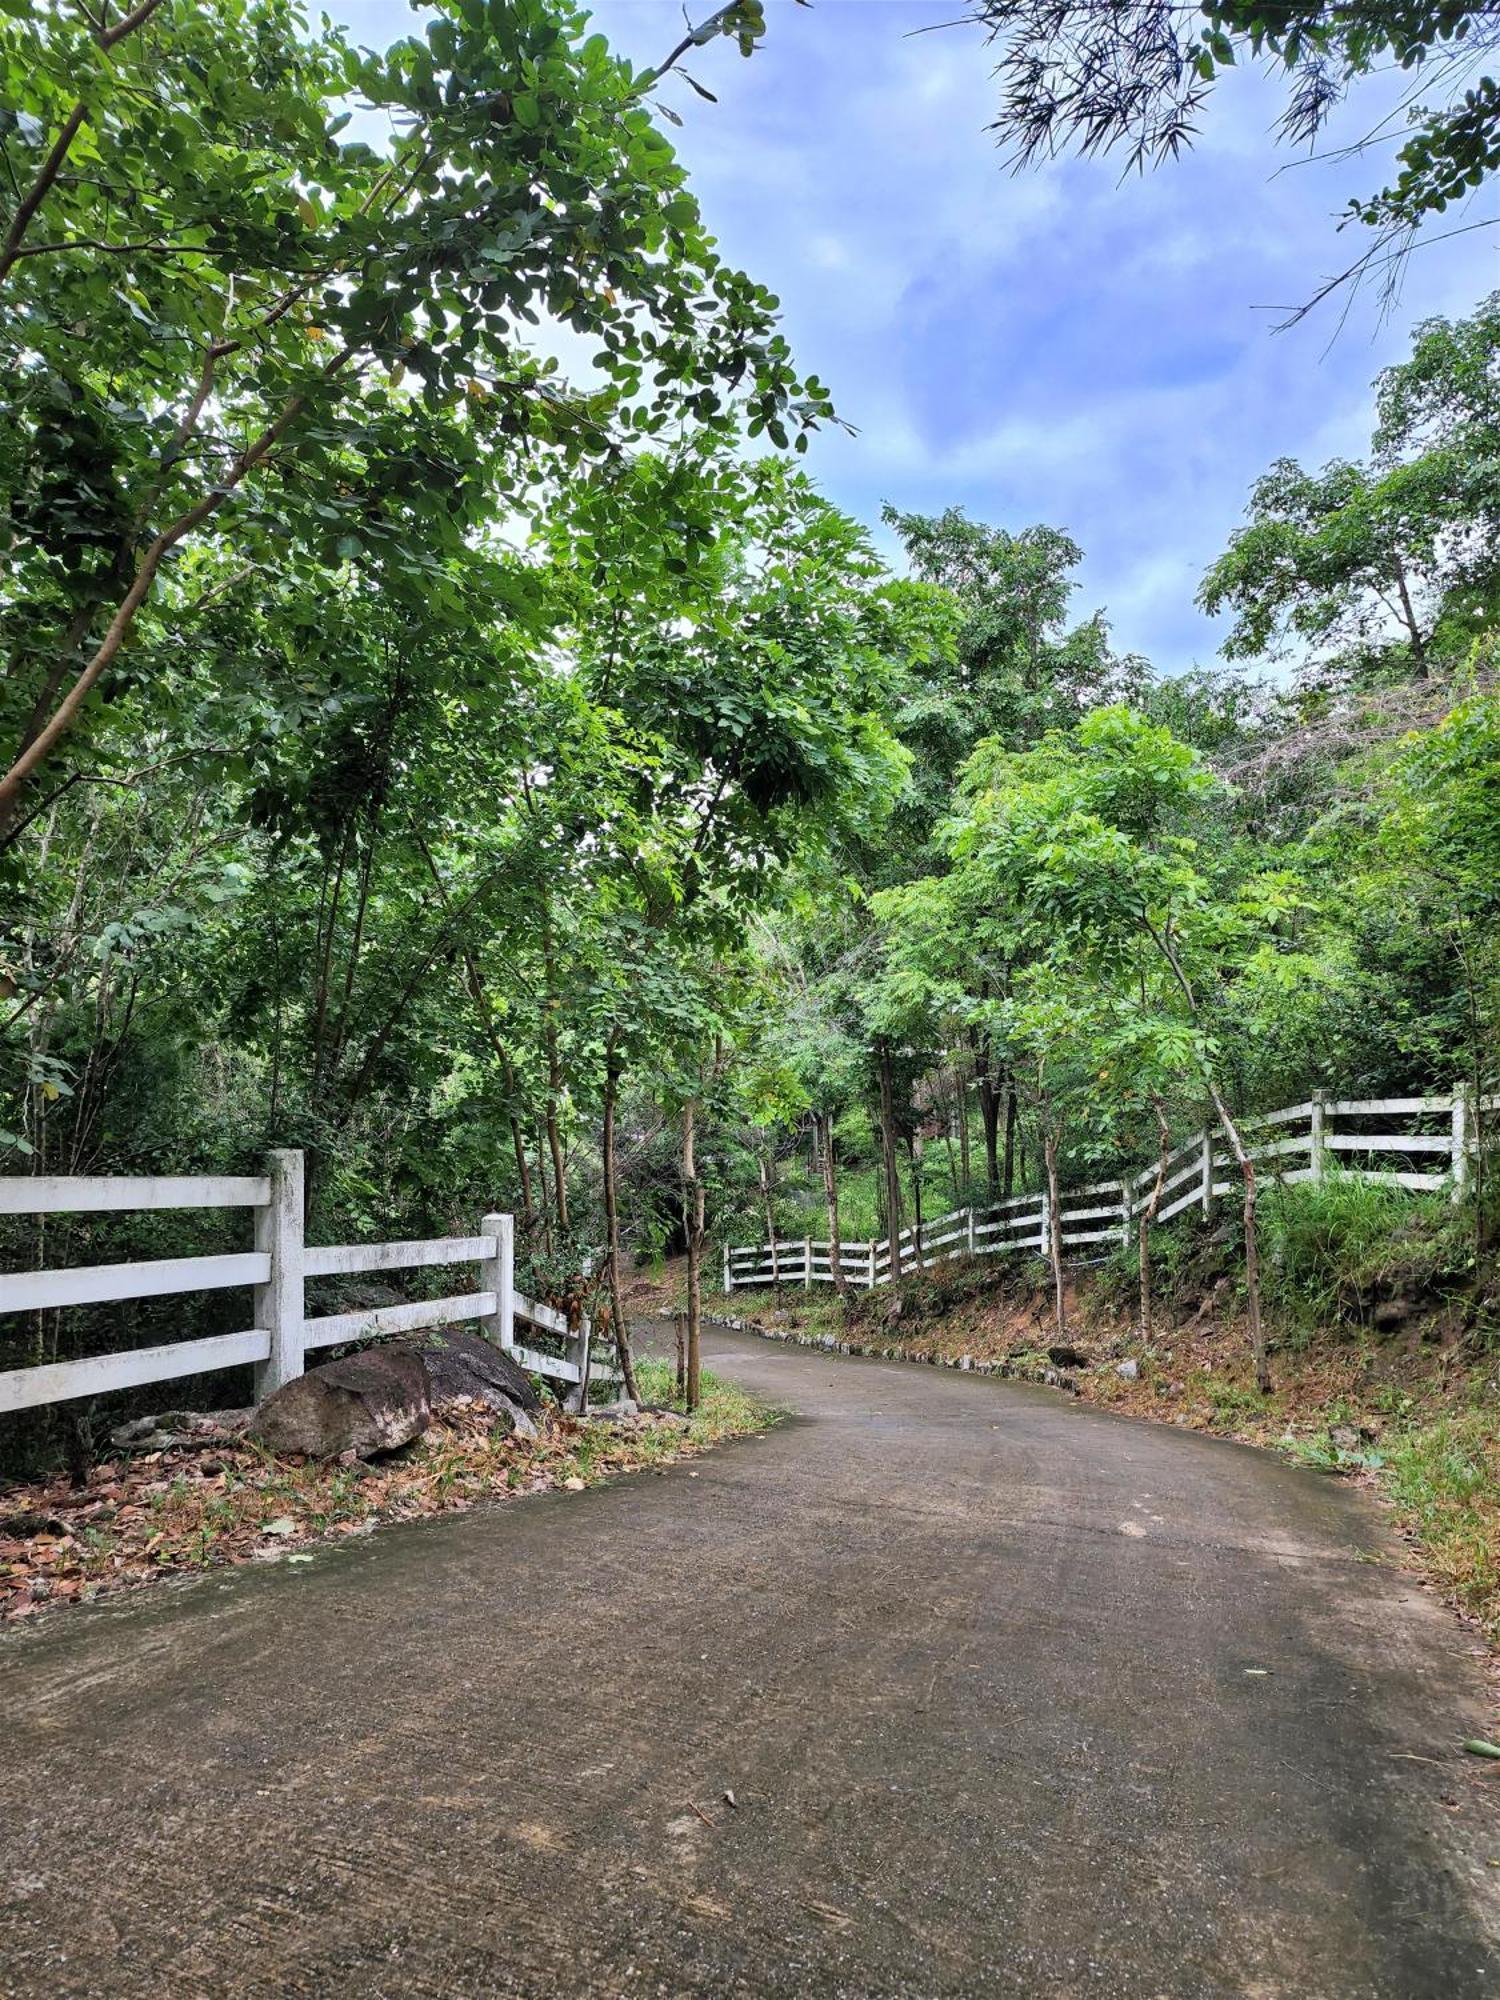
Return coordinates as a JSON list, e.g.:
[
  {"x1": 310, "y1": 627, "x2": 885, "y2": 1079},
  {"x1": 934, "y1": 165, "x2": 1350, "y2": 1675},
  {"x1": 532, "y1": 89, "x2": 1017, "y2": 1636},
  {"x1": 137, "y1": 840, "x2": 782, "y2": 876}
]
[
  {"x1": 1145, "y1": 917, "x2": 1271, "y2": 1393},
  {"x1": 876, "y1": 1039, "x2": 904, "y2": 1252},
  {"x1": 682, "y1": 1098, "x2": 703, "y2": 1412},
  {"x1": 760, "y1": 1151, "x2": 781, "y2": 1293},
  {"x1": 1043, "y1": 1120, "x2": 1065, "y2": 1338},
  {"x1": 1207, "y1": 1086, "x2": 1269, "y2": 1393},
  {"x1": 957, "y1": 1068, "x2": 971, "y2": 1194},
  {"x1": 818, "y1": 1110, "x2": 846, "y2": 1294},
  {"x1": 601, "y1": 1048, "x2": 640, "y2": 1403},
  {"x1": 977, "y1": 1071, "x2": 1001, "y2": 1199},
  {"x1": 509, "y1": 1115, "x2": 535, "y2": 1237},
  {"x1": 1139, "y1": 1098, "x2": 1171, "y2": 1342},
  {"x1": 1001, "y1": 1075, "x2": 1017, "y2": 1197}
]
